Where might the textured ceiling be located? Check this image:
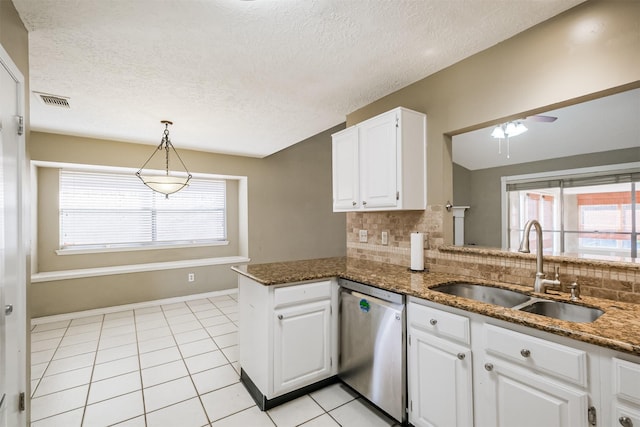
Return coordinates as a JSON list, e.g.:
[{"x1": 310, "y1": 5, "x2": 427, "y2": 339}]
[
  {"x1": 15, "y1": 0, "x2": 584, "y2": 158},
  {"x1": 453, "y1": 88, "x2": 640, "y2": 170}
]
